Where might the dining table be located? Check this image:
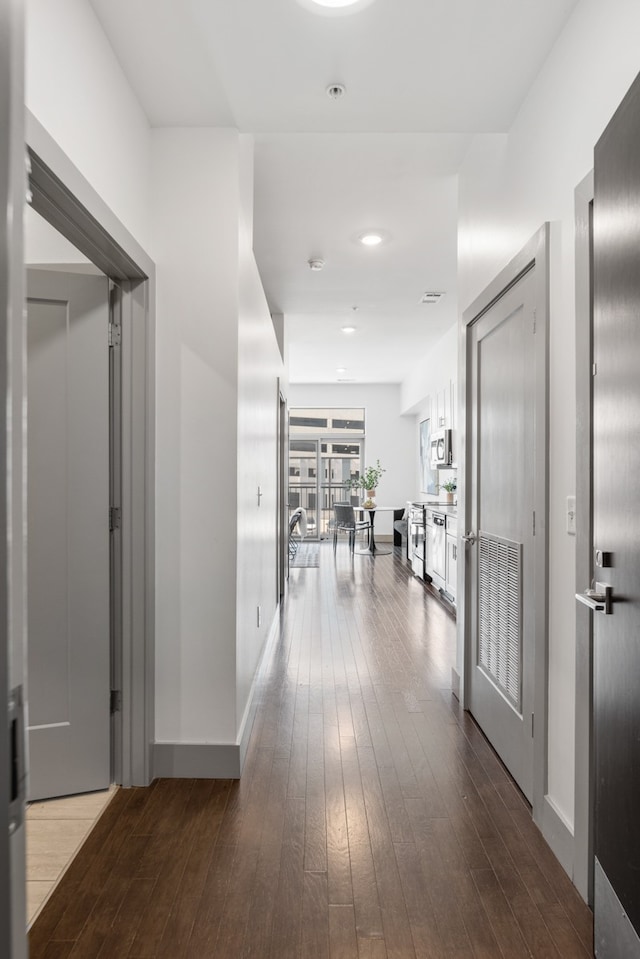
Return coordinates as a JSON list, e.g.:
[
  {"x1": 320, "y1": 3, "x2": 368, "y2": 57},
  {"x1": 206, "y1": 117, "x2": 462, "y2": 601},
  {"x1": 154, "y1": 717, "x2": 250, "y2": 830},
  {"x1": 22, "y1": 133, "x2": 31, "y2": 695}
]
[{"x1": 354, "y1": 505, "x2": 398, "y2": 556}]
